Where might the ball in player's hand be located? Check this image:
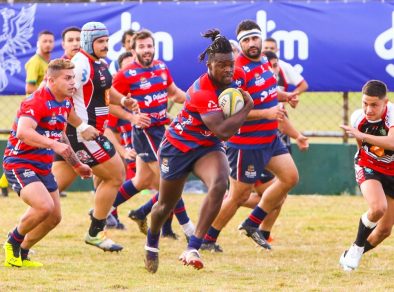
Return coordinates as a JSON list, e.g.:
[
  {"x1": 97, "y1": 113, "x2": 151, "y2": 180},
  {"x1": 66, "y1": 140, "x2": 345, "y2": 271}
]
[{"x1": 218, "y1": 88, "x2": 244, "y2": 119}]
